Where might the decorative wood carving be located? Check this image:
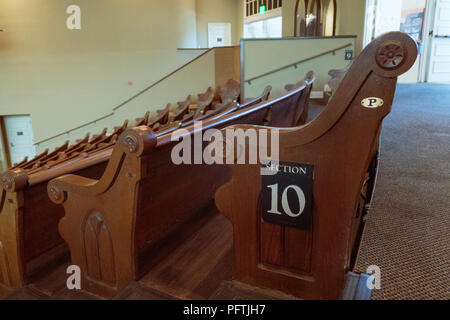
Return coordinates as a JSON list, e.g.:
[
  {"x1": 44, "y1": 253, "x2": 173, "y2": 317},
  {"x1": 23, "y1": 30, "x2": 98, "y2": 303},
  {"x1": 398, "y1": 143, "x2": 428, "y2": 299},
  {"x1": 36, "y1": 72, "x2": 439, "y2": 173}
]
[
  {"x1": 214, "y1": 32, "x2": 417, "y2": 299},
  {"x1": 84, "y1": 211, "x2": 116, "y2": 285},
  {"x1": 195, "y1": 87, "x2": 215, "y2": 117},
  {"x1": 218, "y1": 79, "x2": 241, "y2": 105},
  {"x1": 135, "y1": 111, "x2": 150, "y2": 127},
  {"x1": 148, "y1": 104, "x2": 171, "y2": 128},
  {"x1": 376, "y1": 40, "x2": 405, "y2": 69},
  {"x1": 170, "y1": 95, "x2": 192, "y2": 122}
]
